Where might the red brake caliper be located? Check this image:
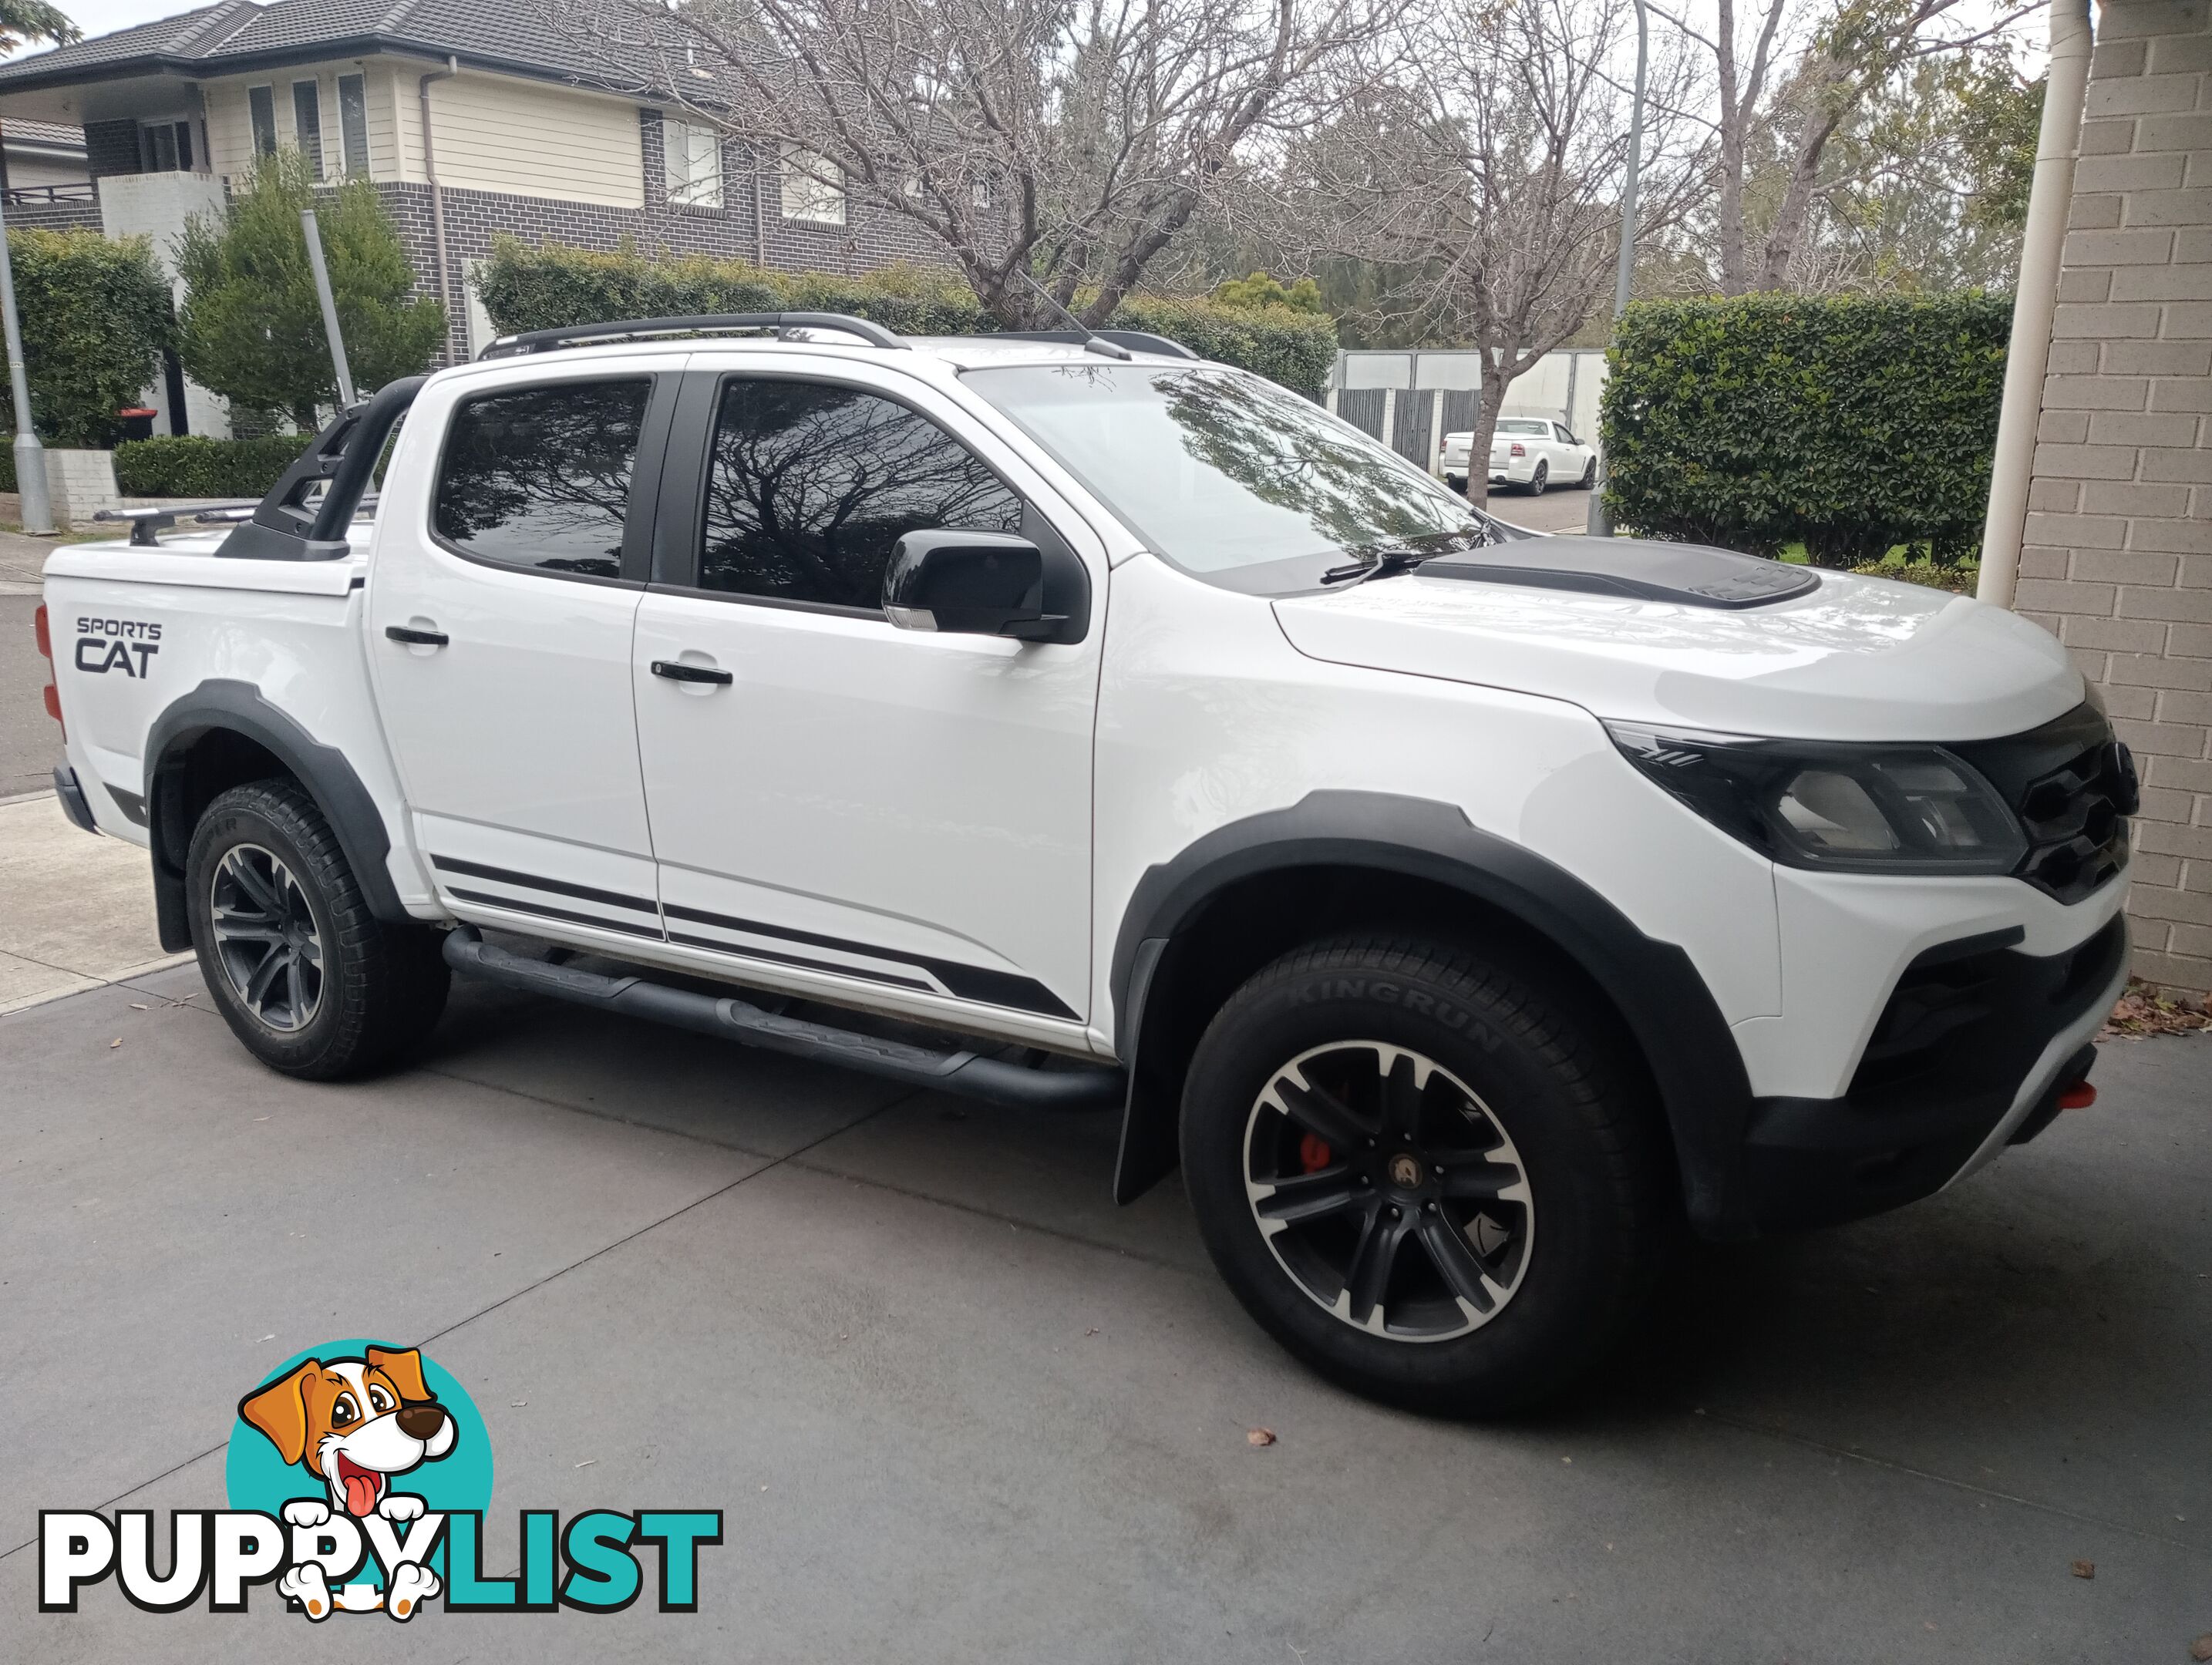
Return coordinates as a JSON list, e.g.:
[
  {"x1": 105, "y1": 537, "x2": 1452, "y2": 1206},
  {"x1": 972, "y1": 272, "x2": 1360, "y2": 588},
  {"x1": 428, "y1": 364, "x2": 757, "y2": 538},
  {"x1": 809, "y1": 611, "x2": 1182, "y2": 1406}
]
[{"x1": 1298, "y1": 1133, "x2": 1332, "y2": 1173}]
